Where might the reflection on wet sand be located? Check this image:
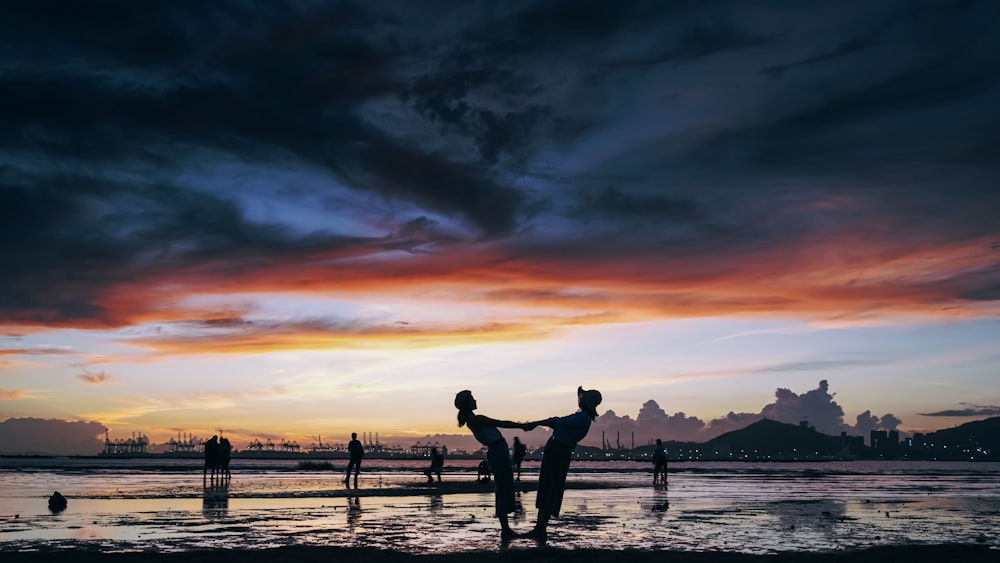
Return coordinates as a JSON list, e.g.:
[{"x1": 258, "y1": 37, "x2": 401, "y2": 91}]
[
  {"x1": 202, "y1": 483, "x2": 229, "y2": 520},
  {"x1": 3, "y1": 461, "x2": 1000, "y2": 555},
  {"x1": 347, "y1": 496, "x2": 361, "y2": 533}
]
